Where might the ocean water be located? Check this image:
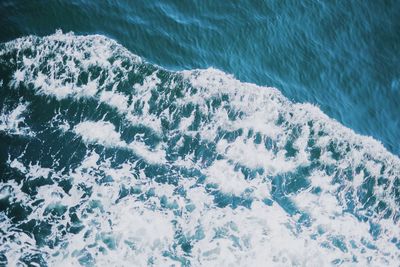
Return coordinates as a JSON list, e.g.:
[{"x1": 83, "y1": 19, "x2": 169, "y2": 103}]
[{"x1": 0, "y1": 1, "x2": 399, "y2": 266}]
